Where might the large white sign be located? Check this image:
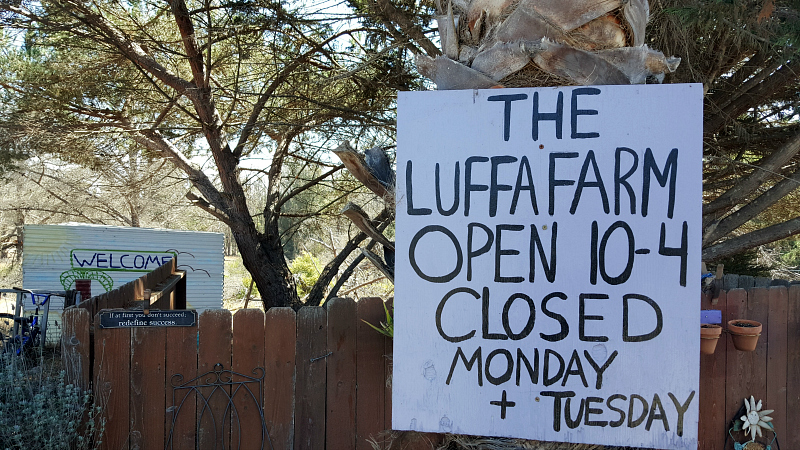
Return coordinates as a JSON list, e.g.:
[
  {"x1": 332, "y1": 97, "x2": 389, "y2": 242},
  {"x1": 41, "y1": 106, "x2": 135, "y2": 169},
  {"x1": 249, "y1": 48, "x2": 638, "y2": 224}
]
[{"x1": 394, "y1": 84, "x2": 702, "y2": 449}]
